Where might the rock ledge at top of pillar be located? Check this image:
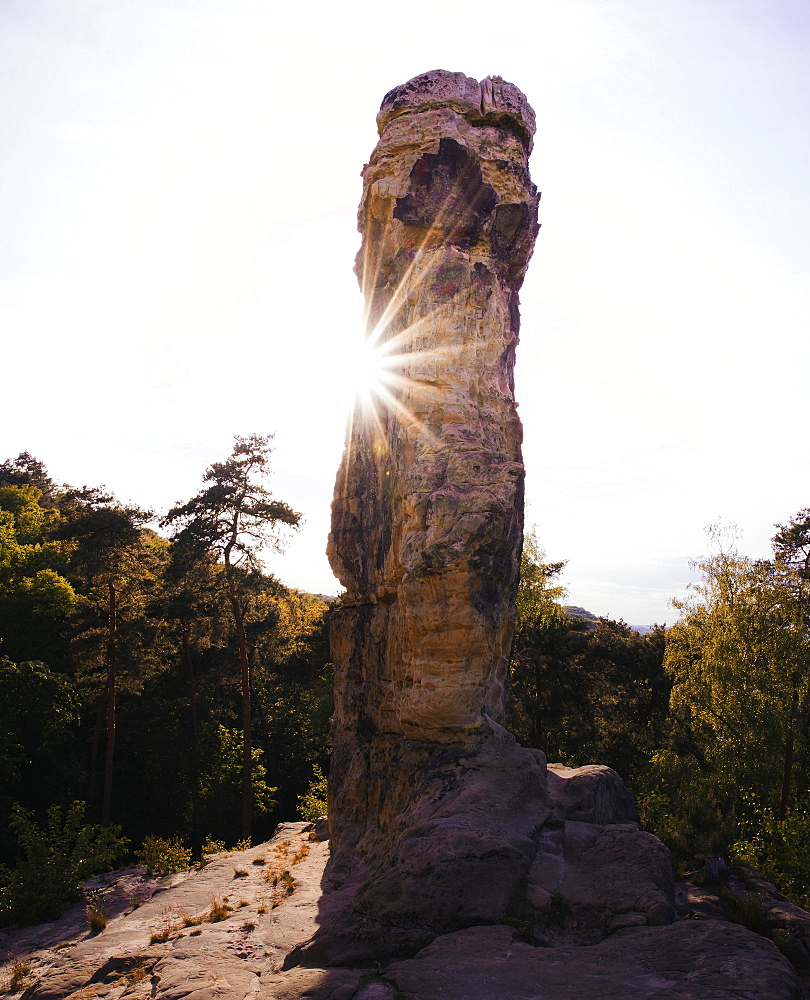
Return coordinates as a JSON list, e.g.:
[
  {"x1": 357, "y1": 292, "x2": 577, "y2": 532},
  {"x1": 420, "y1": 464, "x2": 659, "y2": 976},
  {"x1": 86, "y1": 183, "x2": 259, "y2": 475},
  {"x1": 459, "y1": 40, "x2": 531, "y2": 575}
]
[{"x1": 377, "y1": 69, "x2": 537, "y2": 151}]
